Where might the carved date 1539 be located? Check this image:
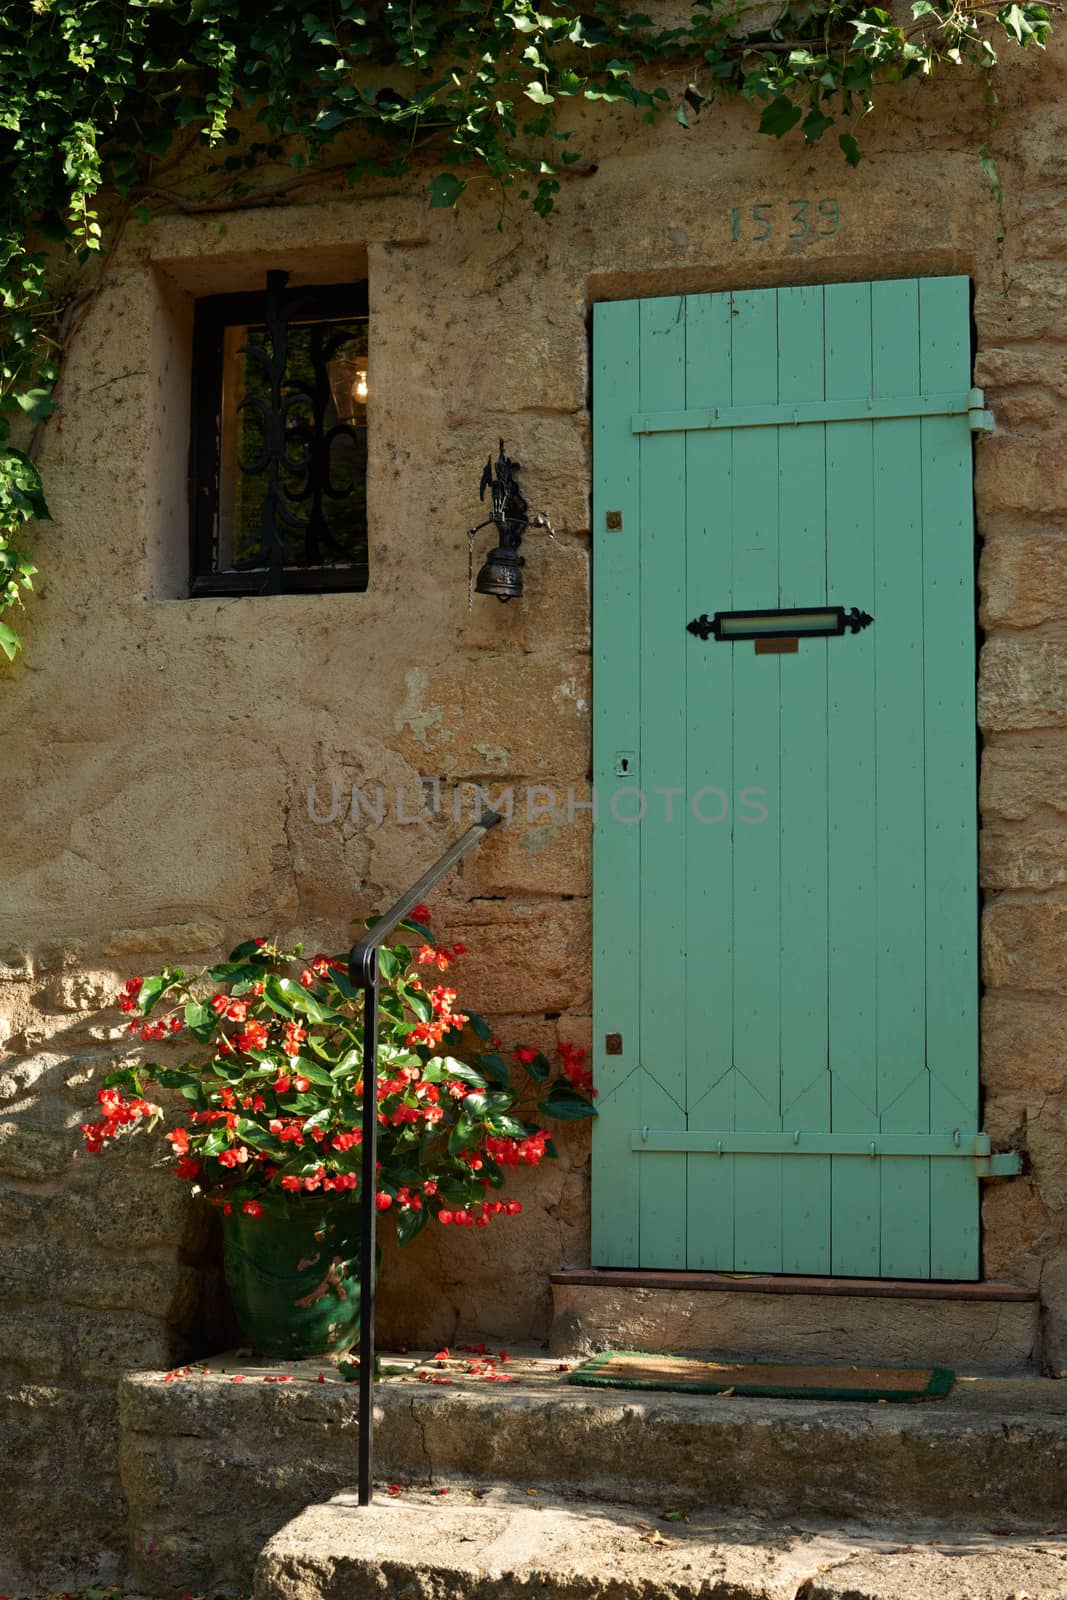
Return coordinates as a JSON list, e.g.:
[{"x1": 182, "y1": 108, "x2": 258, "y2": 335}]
[{"x1": 730, "y1": 198, "x2": 840, "y2": 243}]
